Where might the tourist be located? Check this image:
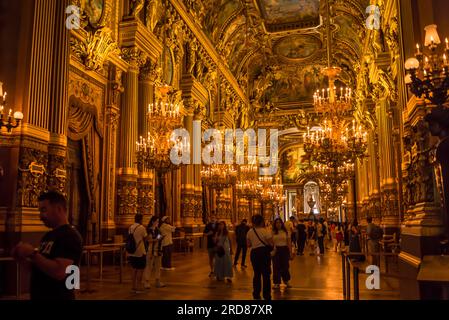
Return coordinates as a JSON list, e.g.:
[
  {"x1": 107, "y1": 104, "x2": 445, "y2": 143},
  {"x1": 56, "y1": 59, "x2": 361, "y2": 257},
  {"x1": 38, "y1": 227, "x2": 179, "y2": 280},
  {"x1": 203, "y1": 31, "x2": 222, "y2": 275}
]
[
  {"x1": 247, "y1": 214, "x2": 274, "y2": 300},
  {"x1": 160, "y1": 216, "x2": 176, "y2": 270},
  {"x1": 214, "y1": 222, "x2": 233, "y2": 283},
  {"x1": 366, "y1": 217, "x2": 382, "y2": 266},
  {"x1": 128, "y1": 213, "x2": 148, "y2": 293},
  {"x1": 316, "y1": 218, "x2": 326, "y2": 255},
  {"x1": 203, "y1": 213, "x2": 218, "y2": 277},
  {"x1": 349, "y1": 220, "x2": 365, "y2": 262},
  {"x1": 307, "y1": 219, "x2": 317, "y2": 255},
  {"x1": 335, "y1": 223, "x2": 345, "y2": 252},
  {"x1": 285, "y1": 216, "x2": 297, "y2": 251},
  {"x1": 143, "y1": 216, "x2": 165, "y2": 289},
  {"x1": 271, "y1": 218, "x2": 292, "y2": 289},
  {"x1": 296, "y1": 219, "x2": 307, "y2": 255},
  {"x1": 233, "y1": 219, "x2": 250, "y2": 268},
  {"x1": 12, "y1": 191, "x2": 83, "y2": 300}
]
